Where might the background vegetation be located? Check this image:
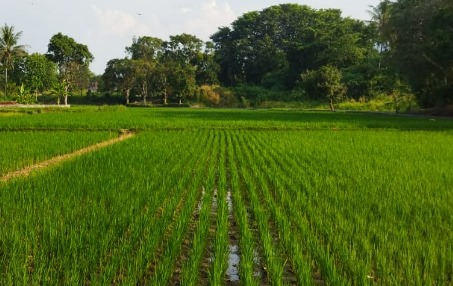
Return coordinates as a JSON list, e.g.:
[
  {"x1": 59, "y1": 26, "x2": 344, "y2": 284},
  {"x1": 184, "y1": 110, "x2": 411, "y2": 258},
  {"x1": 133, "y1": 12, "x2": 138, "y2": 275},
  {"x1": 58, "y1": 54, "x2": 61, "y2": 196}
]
[{"x1": 1, "y1": 0, "x2": 452, "y2": 112}]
